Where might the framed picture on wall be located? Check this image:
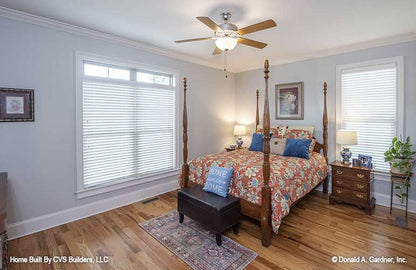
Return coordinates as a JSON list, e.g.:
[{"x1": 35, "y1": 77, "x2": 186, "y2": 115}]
[
  {"x1": 275, "y1": 81, "x2": 304, "y2": 120},
  {"x1": 0, "y1": 88, "x2": 35, "y2": 122}
]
